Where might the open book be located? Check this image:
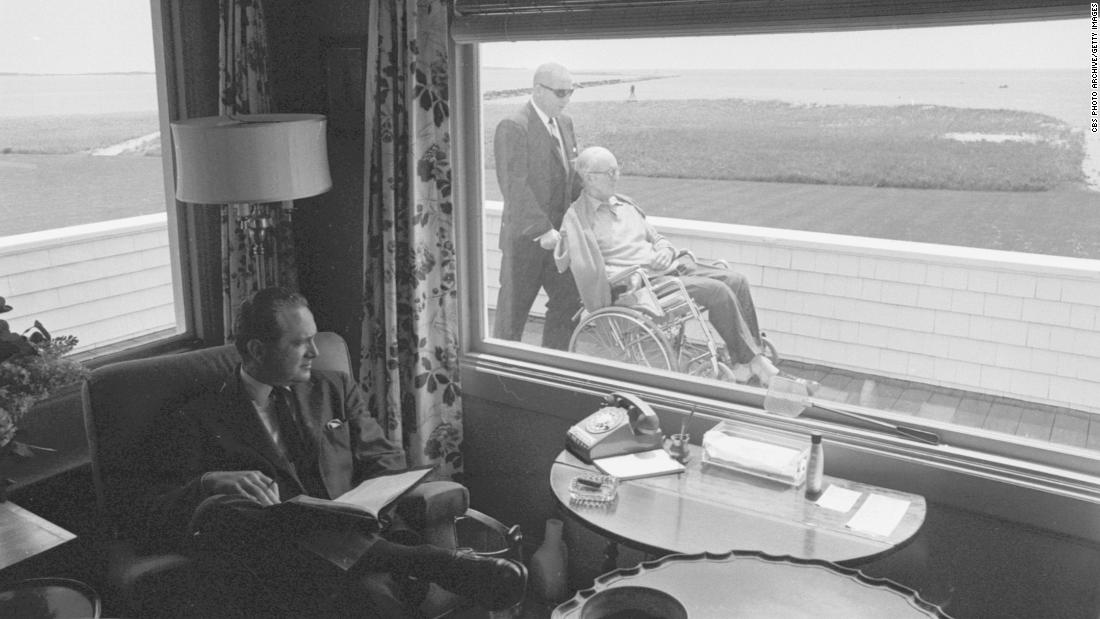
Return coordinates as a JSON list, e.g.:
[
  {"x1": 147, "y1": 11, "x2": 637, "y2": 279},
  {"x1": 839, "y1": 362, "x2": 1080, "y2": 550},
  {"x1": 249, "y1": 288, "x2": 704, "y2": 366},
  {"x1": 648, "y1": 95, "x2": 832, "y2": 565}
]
[{"x1": 277, "y1": 465, "x2": 435, "y2": 521}]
